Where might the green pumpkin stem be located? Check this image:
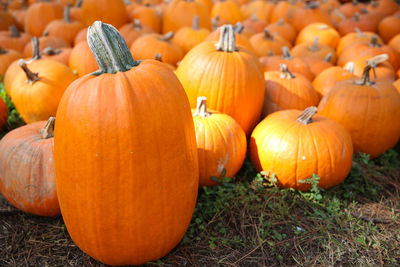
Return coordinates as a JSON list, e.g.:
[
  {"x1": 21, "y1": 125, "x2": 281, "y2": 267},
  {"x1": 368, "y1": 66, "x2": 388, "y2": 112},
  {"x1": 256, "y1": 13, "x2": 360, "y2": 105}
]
[
  {"x1": 215, "y1": 25, "x2": 238, "y2": 52},
  {"x1": 279, "y1": 64, "x2": 295, "y2": 79},
  {"x1": 9, "y1": 25, "x2": 20, "y2": 38},
  {"x1": 19, "y1": 60, "x2": 40, "y2": 85},
  {"x1": 281, "y1": 46, "x2": 293, "y2": 60},
  {"x1": 192, "y1": 16, "x2": 199, "y2": 30},
  {"x1": 297, "y1": 107, "x2": 318, "y2": 125},
  {"x1": 40, "y1": 117, "x2": 56, "y2": 139},
  {"x1": 64, "y1": 5, "x2": 71, "y2": 23},
  {"x1": 87, "y1": 21, "x2": 139, "y2": 75},
  {"x1": 194, "y1": 97, "x2": 211, "y2": 117},
  {"x1": 159, "y1": 31, "x2": 174, "y2": 41}
]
